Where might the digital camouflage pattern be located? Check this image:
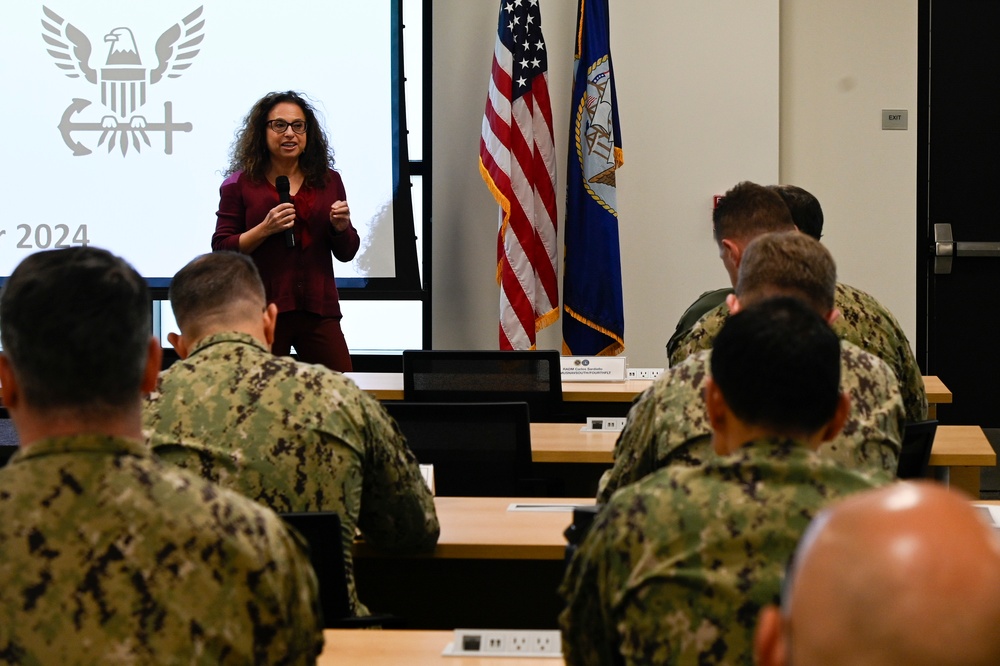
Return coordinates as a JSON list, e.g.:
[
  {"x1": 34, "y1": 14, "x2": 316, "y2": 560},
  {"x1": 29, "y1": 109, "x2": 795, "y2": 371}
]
[
  {"x1": 562, "y1": 437, "x2": 880, "y2": 666},
  {"x1": 598, "y1": 342, "x2": 902, "y2": 503},
  {"x1": 664, "y1": 287, "x2": 732, "y2": 362},
  {"x1": 667, "y1": 282, "x2": 928, "y2": 422},
  {"x1": 0, "y1": 434, "x2": 322, "y2": 665},
  {"x1": 142, "y1": 332, "x2": 439, "y2": 616}
]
